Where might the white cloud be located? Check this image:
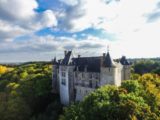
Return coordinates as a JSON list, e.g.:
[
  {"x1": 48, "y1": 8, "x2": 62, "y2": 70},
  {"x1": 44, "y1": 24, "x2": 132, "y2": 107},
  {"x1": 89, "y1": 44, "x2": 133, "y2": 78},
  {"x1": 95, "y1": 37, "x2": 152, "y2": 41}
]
[
  {"x1": 0, "y1": 0, "x2": 57, "y2": 41},
  {"x1": 0, "y1": 0, "x2": 37, "y2": 20},
  {"x1": 59, "y1": 0, "x2": 79, "y2": 6},
  {"x1": 59, "y1": 0, "x2": 160, "y2": 58},
  {"x1": 0, "y1": 35, "x2": 110, "y2": 60},
  {"x1": 0, "y1": 0, "x2": 160, "y2": 61},
  {"x1": 59, "y1": 0, "x2": 159, "y2": 32}
]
